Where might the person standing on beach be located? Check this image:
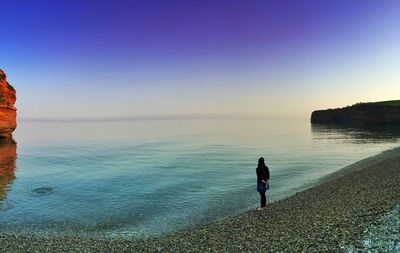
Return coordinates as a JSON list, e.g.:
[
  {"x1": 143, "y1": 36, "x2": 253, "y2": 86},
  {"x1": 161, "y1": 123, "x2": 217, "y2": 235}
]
[{"x1": 256, "y1": 157, "x2": 270, "y2": 210}]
